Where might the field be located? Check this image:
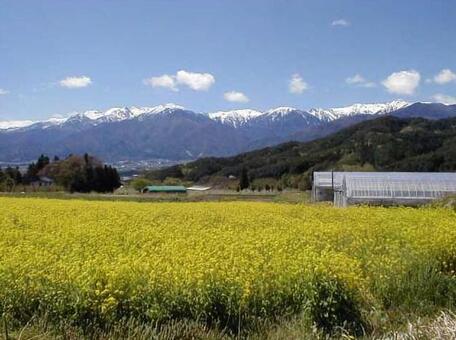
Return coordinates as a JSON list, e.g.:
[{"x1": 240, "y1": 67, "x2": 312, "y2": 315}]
[{"x1": 0, "y1": 197, "x2": 455, "y2": 338}]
